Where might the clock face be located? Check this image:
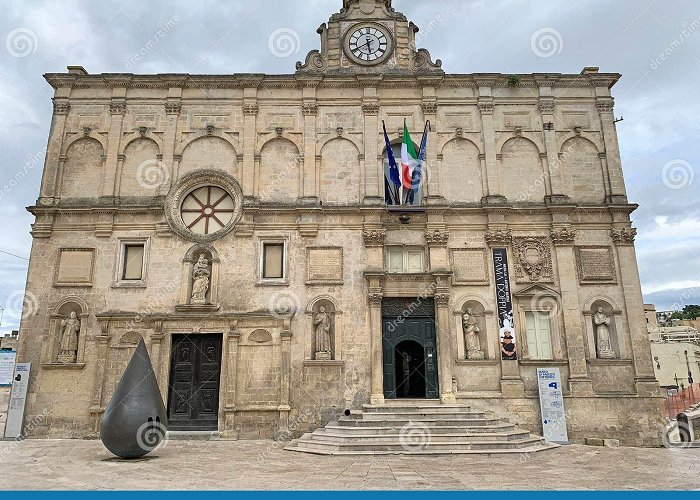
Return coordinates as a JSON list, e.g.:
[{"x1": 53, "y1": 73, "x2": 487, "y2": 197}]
[{"x1": 346, "y1": 24, "x2": 391, "y2": 64}]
